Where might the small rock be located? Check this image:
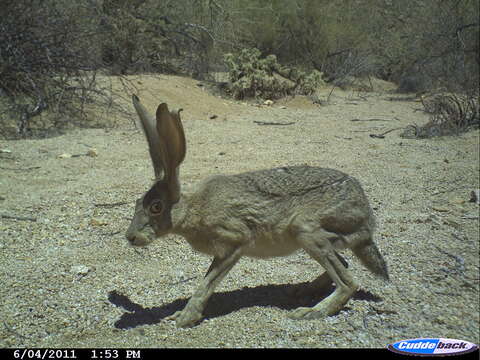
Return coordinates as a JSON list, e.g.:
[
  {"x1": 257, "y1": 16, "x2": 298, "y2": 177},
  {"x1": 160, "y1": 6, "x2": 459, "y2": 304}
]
[
  {"x1": 448, "y1": 197, "x2": 465, "y2": 205},
  {"x1": 434, "y1": 315, "x2": 447, "y2": 325},
  {"x1": 470, "y1": 190, "x2": 480, "y2": 205},
  {"x1": 132, "y1": 328, "x2": 146, "y2": 336},
  {"x1": 0, "y1": 149, "x2": 12, "y2": 153},
  {"x1": 432, "y1": 206, "x2": 449, "y2": 213},
  {"x1": 90, "y1": 218, "x2": 108, "y2": 226},
  {"x1": 209, "y1": 114, "x2": 218, "y2": 119},
  {"x1": 58, "y1": 153, "x2": 72, "y2": 159},
  {"x1": 86, "y1": 148, "x2": 98, "y2": 157},
  {"x1": 70, "y1": 265, "x2": 90, "y2": 276},
  {"x1": 263, "y1": 99, "x2": 274, "y2": 106},
  {"x1": 443, "y1": 216, "x2": 461, "y2": 229}
]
